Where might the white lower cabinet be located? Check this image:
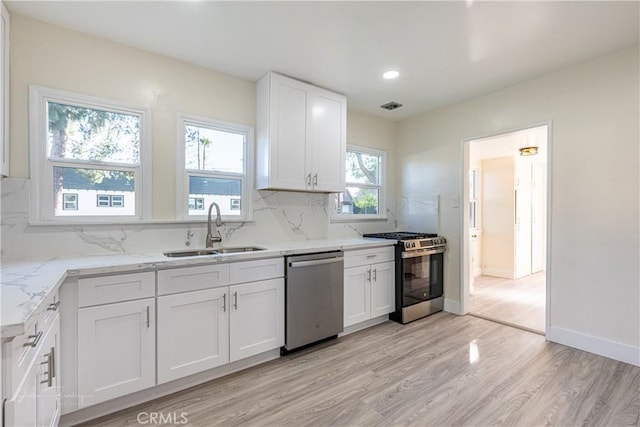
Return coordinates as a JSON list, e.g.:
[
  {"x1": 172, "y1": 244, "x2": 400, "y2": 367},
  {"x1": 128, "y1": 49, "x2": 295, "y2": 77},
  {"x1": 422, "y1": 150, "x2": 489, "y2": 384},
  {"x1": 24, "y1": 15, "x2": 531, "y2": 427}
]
[
  {"x1": 344, "y1": 247, "x2": 395, "y2": 328},
  {"x1": 3, "y1": 295, "x2": 61, "y2": 427},
  {"x1": 157, "y1": 288, "x2": 229, "y2": 384},
  {"x1": 156, "y1": 258, "x2": 284, "y2": 383},
  {"x1": 77, "y1": 298, "x2": 156, "y2": 408},
  {"x1": 229, "y1": 278, "x2": 284, "y2": 362}
]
